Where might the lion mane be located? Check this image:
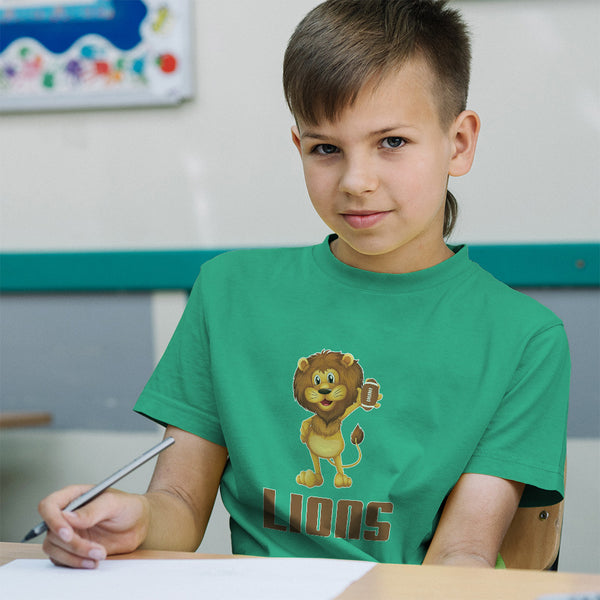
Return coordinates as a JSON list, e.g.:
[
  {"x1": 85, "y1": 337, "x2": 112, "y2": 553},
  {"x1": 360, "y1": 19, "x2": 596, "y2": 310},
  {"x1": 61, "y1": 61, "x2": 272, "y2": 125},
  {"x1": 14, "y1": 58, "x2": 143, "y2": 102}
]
[{"x1": 293, "y1": 350, "x2": 364, "y2": 424}]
